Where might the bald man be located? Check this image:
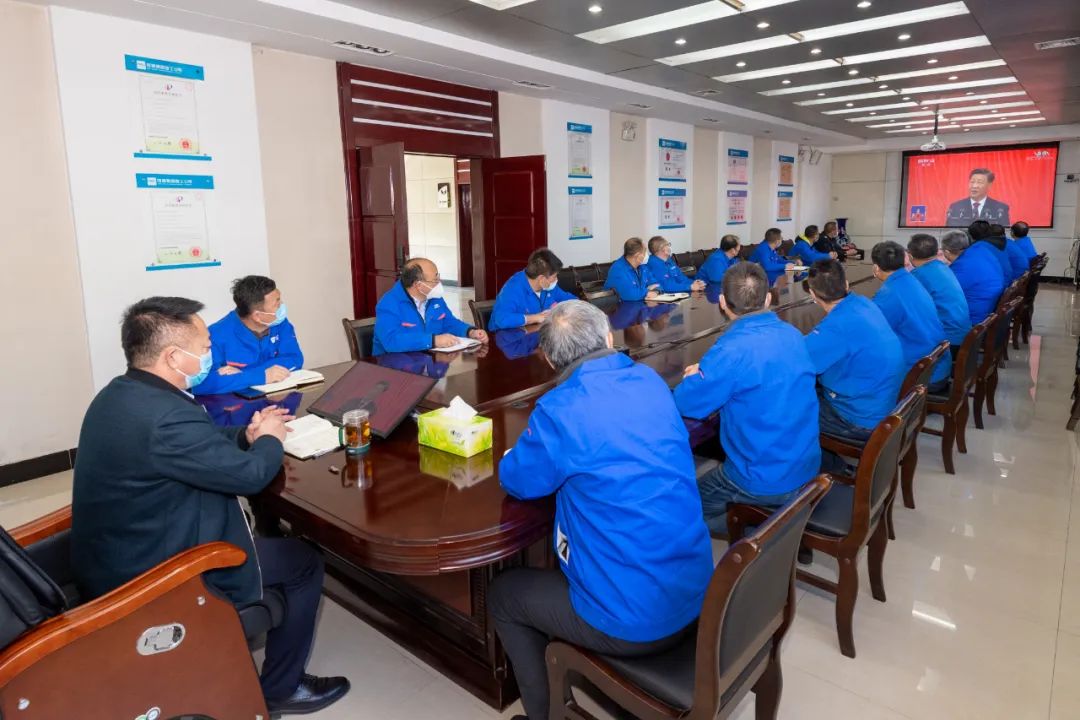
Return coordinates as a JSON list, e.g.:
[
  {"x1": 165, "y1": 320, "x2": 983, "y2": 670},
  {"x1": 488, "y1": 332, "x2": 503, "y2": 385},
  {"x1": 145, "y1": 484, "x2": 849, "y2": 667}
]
[{"x1": 372, "y1": 258, "x2": 488, "y2": 355}]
